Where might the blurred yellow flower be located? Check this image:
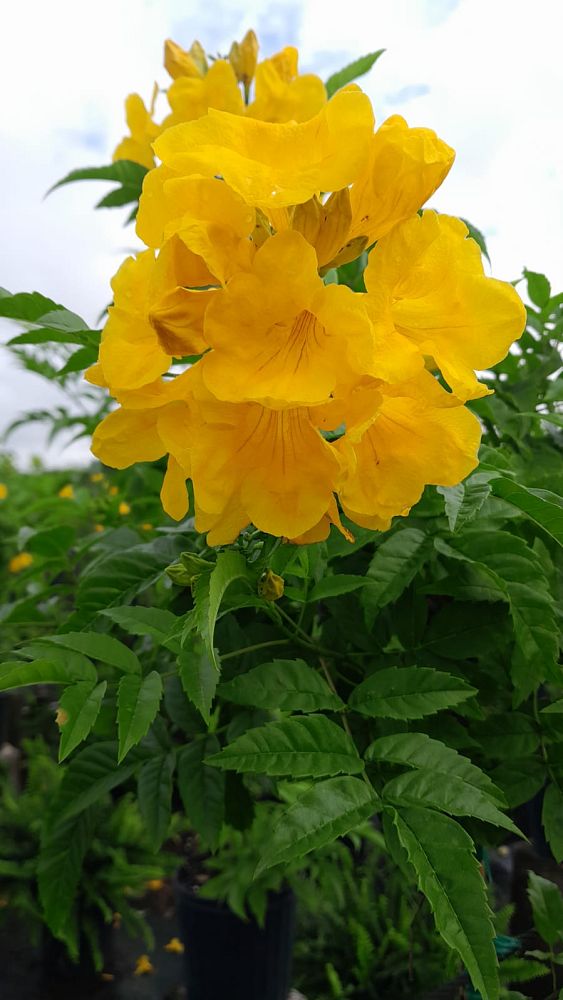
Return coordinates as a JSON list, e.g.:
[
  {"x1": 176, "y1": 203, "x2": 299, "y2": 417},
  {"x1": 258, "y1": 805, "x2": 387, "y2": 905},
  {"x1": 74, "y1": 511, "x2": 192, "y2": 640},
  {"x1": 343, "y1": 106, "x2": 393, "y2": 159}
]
[
  {"x1": 164, "y1": 937, "x2": 184, "y2": 954},
  {"x1": 9, "y1": 552, "x2": 33, "y2": 574},
  {"x1": 229, "y1": 29, "x2": 259, "y2": 97},
  {"x1": 58, "y1": 484, "x2": 74, "y2": 499},
  {"x1": 133, "y1": 955, "x2": 154, "y2": 976},
  {"x1": 108, "y1": 486, "x2": 119, "y2": 496},
  {"x1": 0, "y1": 483, "x2": 7, "y2": 500},
  {"x1": 90, "y1": 472, "x2": 104, "y2": 483},
  {"x1": 118, "y1": 501, "x2": 131, "y2": 516},
  {"x1": 94, "y1": 524, "x2": 105, "y2": 533},
  {"x1": 164, "y1": 38, "x2": 207, "y2": 79},
  {"x1": 146, "y1": 878, "x2": 164, "y2": 890},
  {"x1": 141, "y1": 523, "x2": 153, "y2": 531}
]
